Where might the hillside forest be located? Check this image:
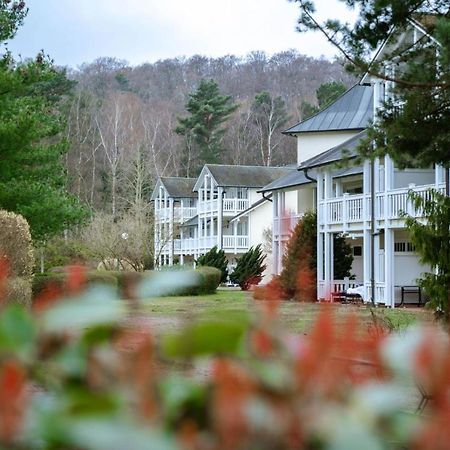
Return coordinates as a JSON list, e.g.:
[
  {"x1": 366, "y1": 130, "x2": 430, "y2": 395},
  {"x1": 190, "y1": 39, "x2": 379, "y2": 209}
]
[{"x1": 65, "y1": 52, "x2": 354, "y2": 215}]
